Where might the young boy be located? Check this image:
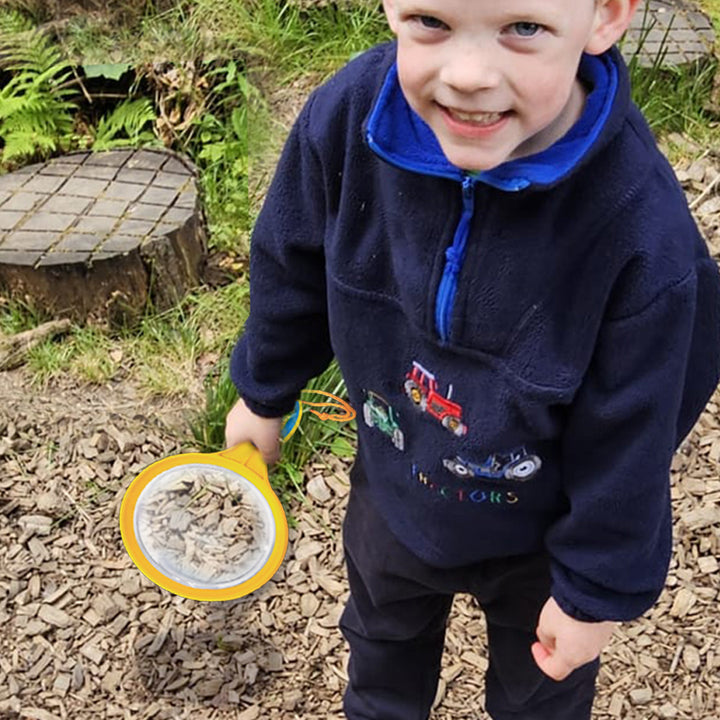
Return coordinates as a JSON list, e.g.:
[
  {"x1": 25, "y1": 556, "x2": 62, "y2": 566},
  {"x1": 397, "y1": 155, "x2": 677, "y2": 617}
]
[{"x1": 226, "y1": 0, "x2": 720, "y2": 717}]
